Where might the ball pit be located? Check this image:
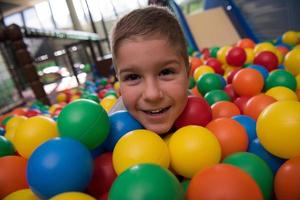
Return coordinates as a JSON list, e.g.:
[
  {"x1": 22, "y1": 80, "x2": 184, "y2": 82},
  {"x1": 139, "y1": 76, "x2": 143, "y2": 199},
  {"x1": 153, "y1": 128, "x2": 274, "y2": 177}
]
[
  {"x1": 2, "y1": 189, "x2": 39, "y2": 200},
  {"x1": 265, "y1": 86, "x2": 298, "y2": 101}
]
